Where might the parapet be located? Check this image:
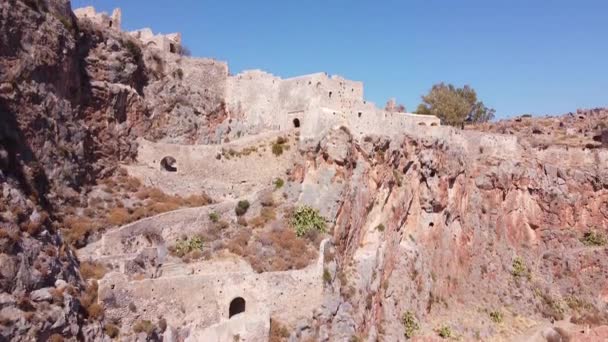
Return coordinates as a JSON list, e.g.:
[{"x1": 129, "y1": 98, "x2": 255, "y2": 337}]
[
  {"x1": 73, "y1": 6, "x2": 121, "y2": 30},
  {"x1": 130, "y1": 28, "x2": 182, "y2": 54}
]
